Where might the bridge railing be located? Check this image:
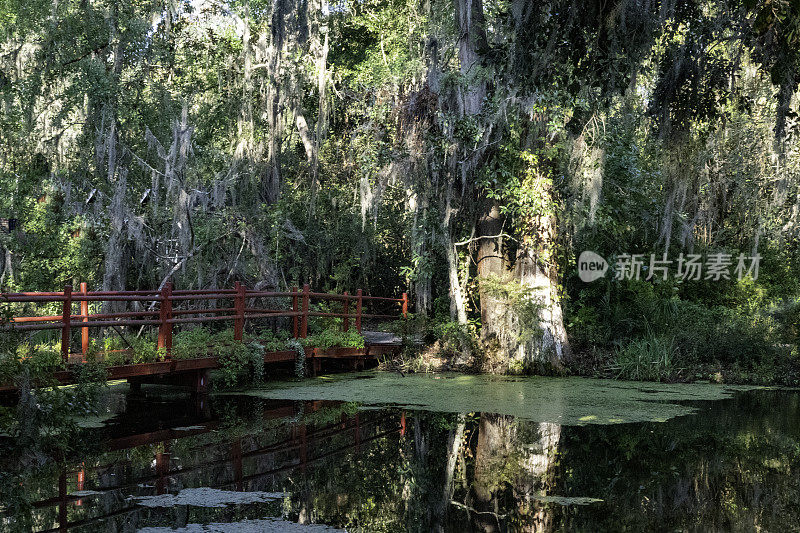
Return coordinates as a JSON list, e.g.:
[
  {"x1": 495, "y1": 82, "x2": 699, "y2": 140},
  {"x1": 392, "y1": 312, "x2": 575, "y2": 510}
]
[{"x1": 1, "y1": 283, "x2": 408, "y2": 363}]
